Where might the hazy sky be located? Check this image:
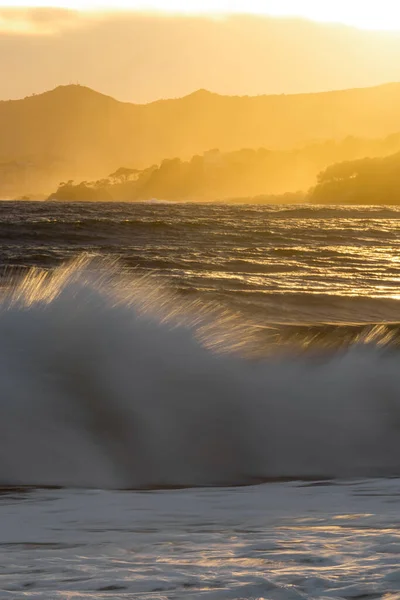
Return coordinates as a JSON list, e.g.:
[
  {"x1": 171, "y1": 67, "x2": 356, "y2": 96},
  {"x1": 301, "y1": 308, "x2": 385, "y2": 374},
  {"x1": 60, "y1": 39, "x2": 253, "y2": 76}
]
[
  {"x1": 2, "y1": 1, "x2": 400, "y2": 31},
  {"x1": 1, "y1": 4, "x2": 400, "y2": 102}
]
